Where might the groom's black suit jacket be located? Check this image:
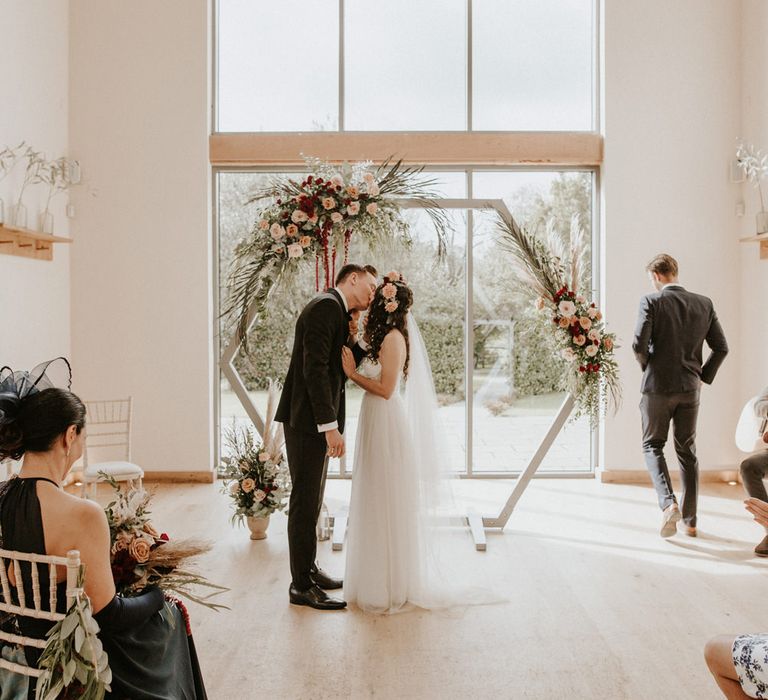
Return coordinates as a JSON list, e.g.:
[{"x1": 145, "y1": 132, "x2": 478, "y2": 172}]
[{"x1": 275, "y1": 289, "x2": 365, "y2": 435}]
